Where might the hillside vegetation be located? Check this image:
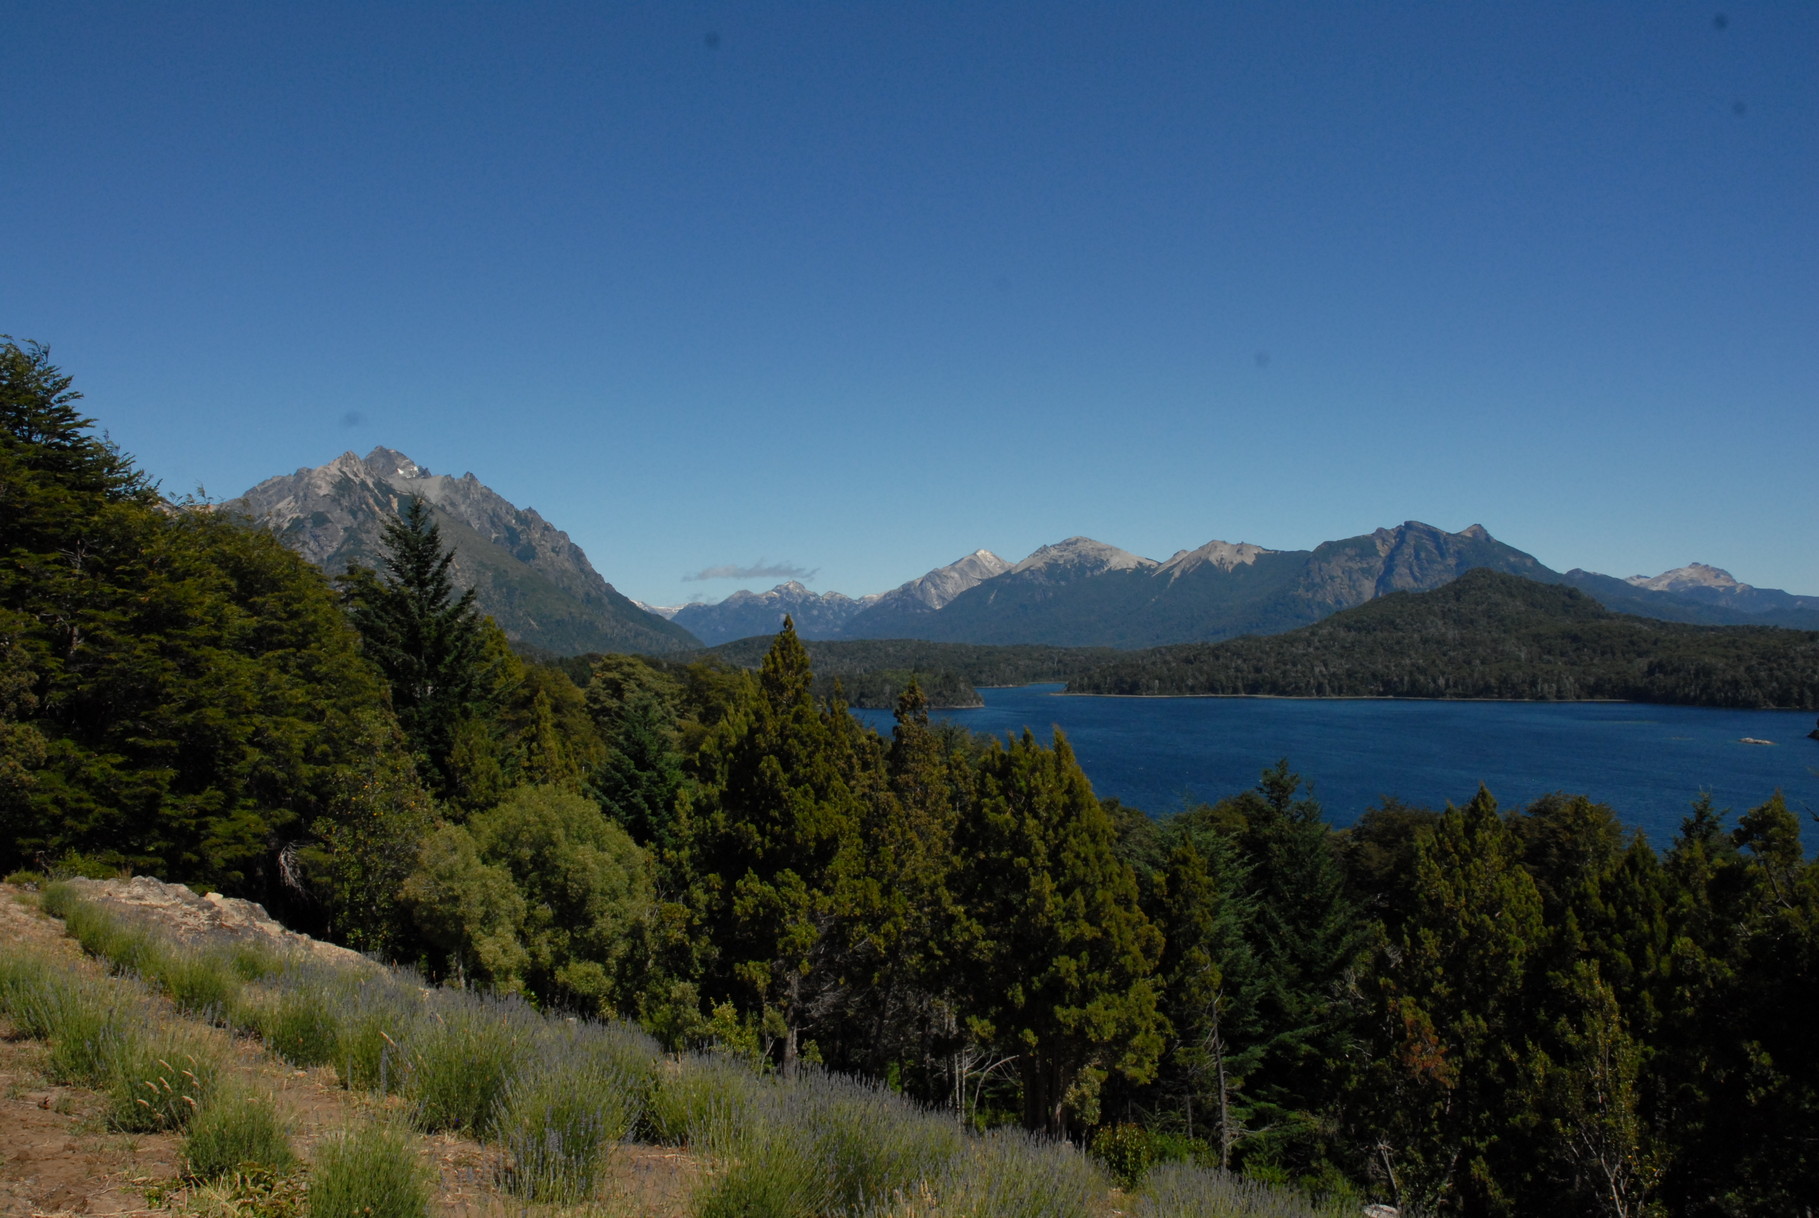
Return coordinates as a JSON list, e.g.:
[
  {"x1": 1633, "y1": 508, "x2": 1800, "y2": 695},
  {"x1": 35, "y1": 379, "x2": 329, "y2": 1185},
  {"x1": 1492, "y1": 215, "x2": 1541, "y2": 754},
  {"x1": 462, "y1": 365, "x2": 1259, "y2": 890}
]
[
  {"x1": 1072, "y1": 568, "x2": 1819, "y2": 708},
  {"x1": 7, "y1": 342, "x2": 1819, "y2": 1216}
]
